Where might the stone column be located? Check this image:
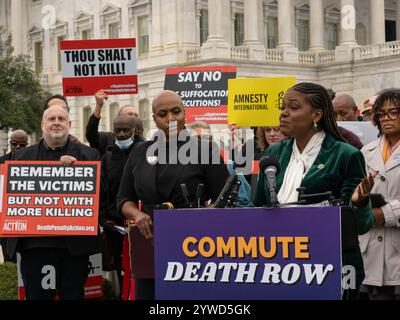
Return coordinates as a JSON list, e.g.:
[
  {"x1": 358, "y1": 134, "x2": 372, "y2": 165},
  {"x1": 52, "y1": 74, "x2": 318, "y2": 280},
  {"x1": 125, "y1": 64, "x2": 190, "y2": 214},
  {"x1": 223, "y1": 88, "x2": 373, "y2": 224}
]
[
  {"x1": 42, "y1": 27, "x2": 53, "y2": 84},
  {"x1": 68, "y1": 13, "x2": 75, "y2": 40},
  {"x1": 309, "y1": 0, "x2": 325, "y2": 51},
  {"x1": 370, "y1": 0, "x2": 386, "y2": 44},
  {"x1": 180, "y1": 0, "x2": 197, "y2": 48},
  {"x1": 339, "y1": 0, "x2": 357, "y2": 46},
  {"x1": 10, "y1": 0, "x2": 23, "y2": 54},
  {"x1": 244, "y1": 0, "x2": 261, "y2": 45},
  {"x1": 277, "y1": 0, "x2": 293, "y2": 47},
  {"x1": 151, "y1": 0, "x2": 163, "y2": 51},
  {"x1": 201, "y1": 0, "x2": 230, "y2": 59},
  {"x1": 165, "y1": 0, "x2": 178, "y2": 48},
  {"x1": 277, "y1": 0, "x2": 298, "y2": 63},
  {"x1": 335, "y1": 0, "x2": 357, "y2": 62},
  {"x1": 397, "y1": 0, "x2": 400, "y2": 41},
  {"x1": 206, "y1": 0, "x2": 225, "y2": 42},
  {"x1": 120, "y1": 0, "x2": 130, "y2": 38},
  {"x1": 93, "y1": 1, "x2": 101, "y2": 39},
  {"x1": 243, "y1": 0, "x2": 265, "y2": 60}
]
